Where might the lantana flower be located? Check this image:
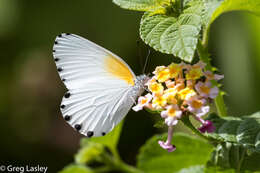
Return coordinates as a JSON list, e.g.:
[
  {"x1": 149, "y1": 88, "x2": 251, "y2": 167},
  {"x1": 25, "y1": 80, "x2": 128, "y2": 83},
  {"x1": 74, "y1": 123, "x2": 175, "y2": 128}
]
[
  {"x1": 178, "y1": 87, "x2": 197, "y2": 101},
  {"x1": 148, "y1": 81, "x2": 164, "y2": 95},
  {"x1": 153, "y1": 66, "x2": 170, "y2": 82},
  {"x1": 163, "y1": 88, "x2": 178, "y2": 104},
  {"x1": 161, "y1": 105, "x2": 182, "y2": 126},
  {"x1": 168, "y1": 63, "x2": 182, "y2": 78},
  {"x1": 194, "y1": 116, "x2": 216, "y2": 133},
  {"x1": 165, "y1": 80, "x2": 175, "y2": 88},
  {"x1": 132, "y1": 93, "x2": 152, "y2": 111},
  {"x1": 185, "y1": 61, "x2": 205, "y2": 80},
  {"x1": 158, "y1": 126, "x2": 176, "y2": 152},
  {"x1": 198, "y1": 120, "x2": 216, "y2": 133},
  {"x1": 186, "y1": 96, "x2": 210, "y2": 117},
  {"x1": 152, "y1": 95, "x2": 167, "y2": 109},
  {"x1": 195, "y1": 81, "x2": 219, "y2": 99},
  {"x1": 204, "y1": 71, "x2": 224, "y2": 81},
  {"x1": 133, "y1": 61, "x2": 224, "y2": 152}
]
